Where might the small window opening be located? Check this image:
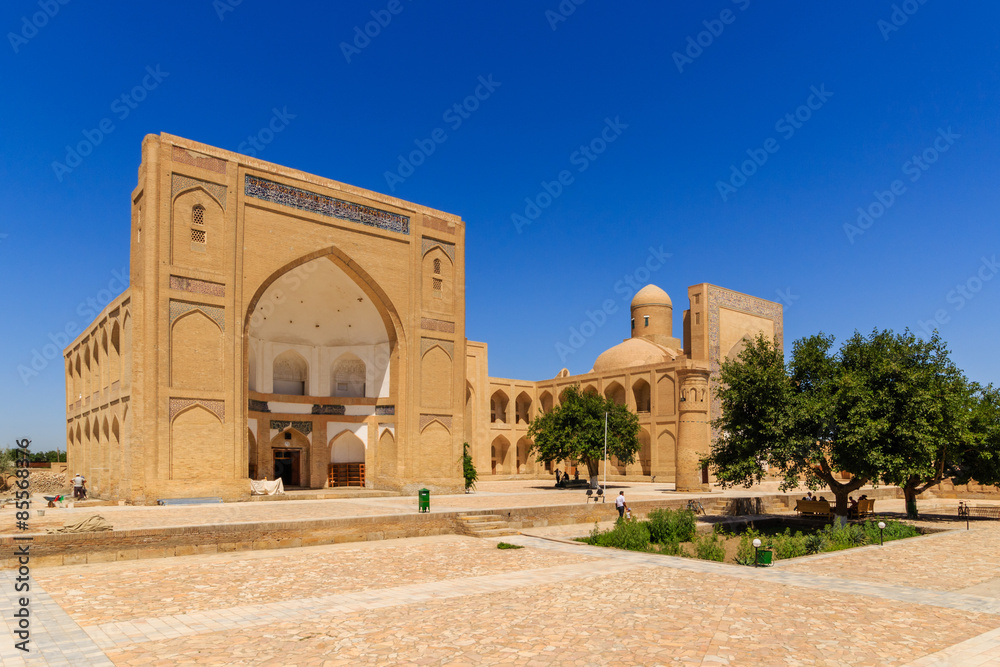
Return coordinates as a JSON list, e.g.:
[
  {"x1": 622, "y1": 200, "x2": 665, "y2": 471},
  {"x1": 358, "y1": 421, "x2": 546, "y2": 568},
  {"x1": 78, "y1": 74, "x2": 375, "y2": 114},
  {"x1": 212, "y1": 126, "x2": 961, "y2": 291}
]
[
  {"x1": 433, "y1": 278, "x2": 442, "y2": 291},
  {"x1": 631, "y1": 318, "x2": 635, "y2": 330},
  {"x1": 644, "y1": 315, "x2": 649, "y2": 327},
  {"x1": 192, "y1": 205, "x2": 205, "y2": 226},
  {"x1": 433, "y1": 258, "x2": 441, "y2": 275}
]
